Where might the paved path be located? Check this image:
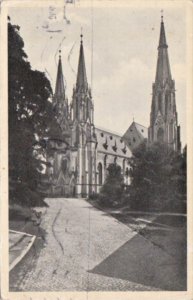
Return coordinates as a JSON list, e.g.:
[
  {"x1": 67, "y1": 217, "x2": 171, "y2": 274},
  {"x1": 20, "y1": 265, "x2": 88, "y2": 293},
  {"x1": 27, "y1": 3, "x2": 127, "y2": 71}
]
[{"x1": 9, "y1": 198, "x2": 158, "y2": 291}]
